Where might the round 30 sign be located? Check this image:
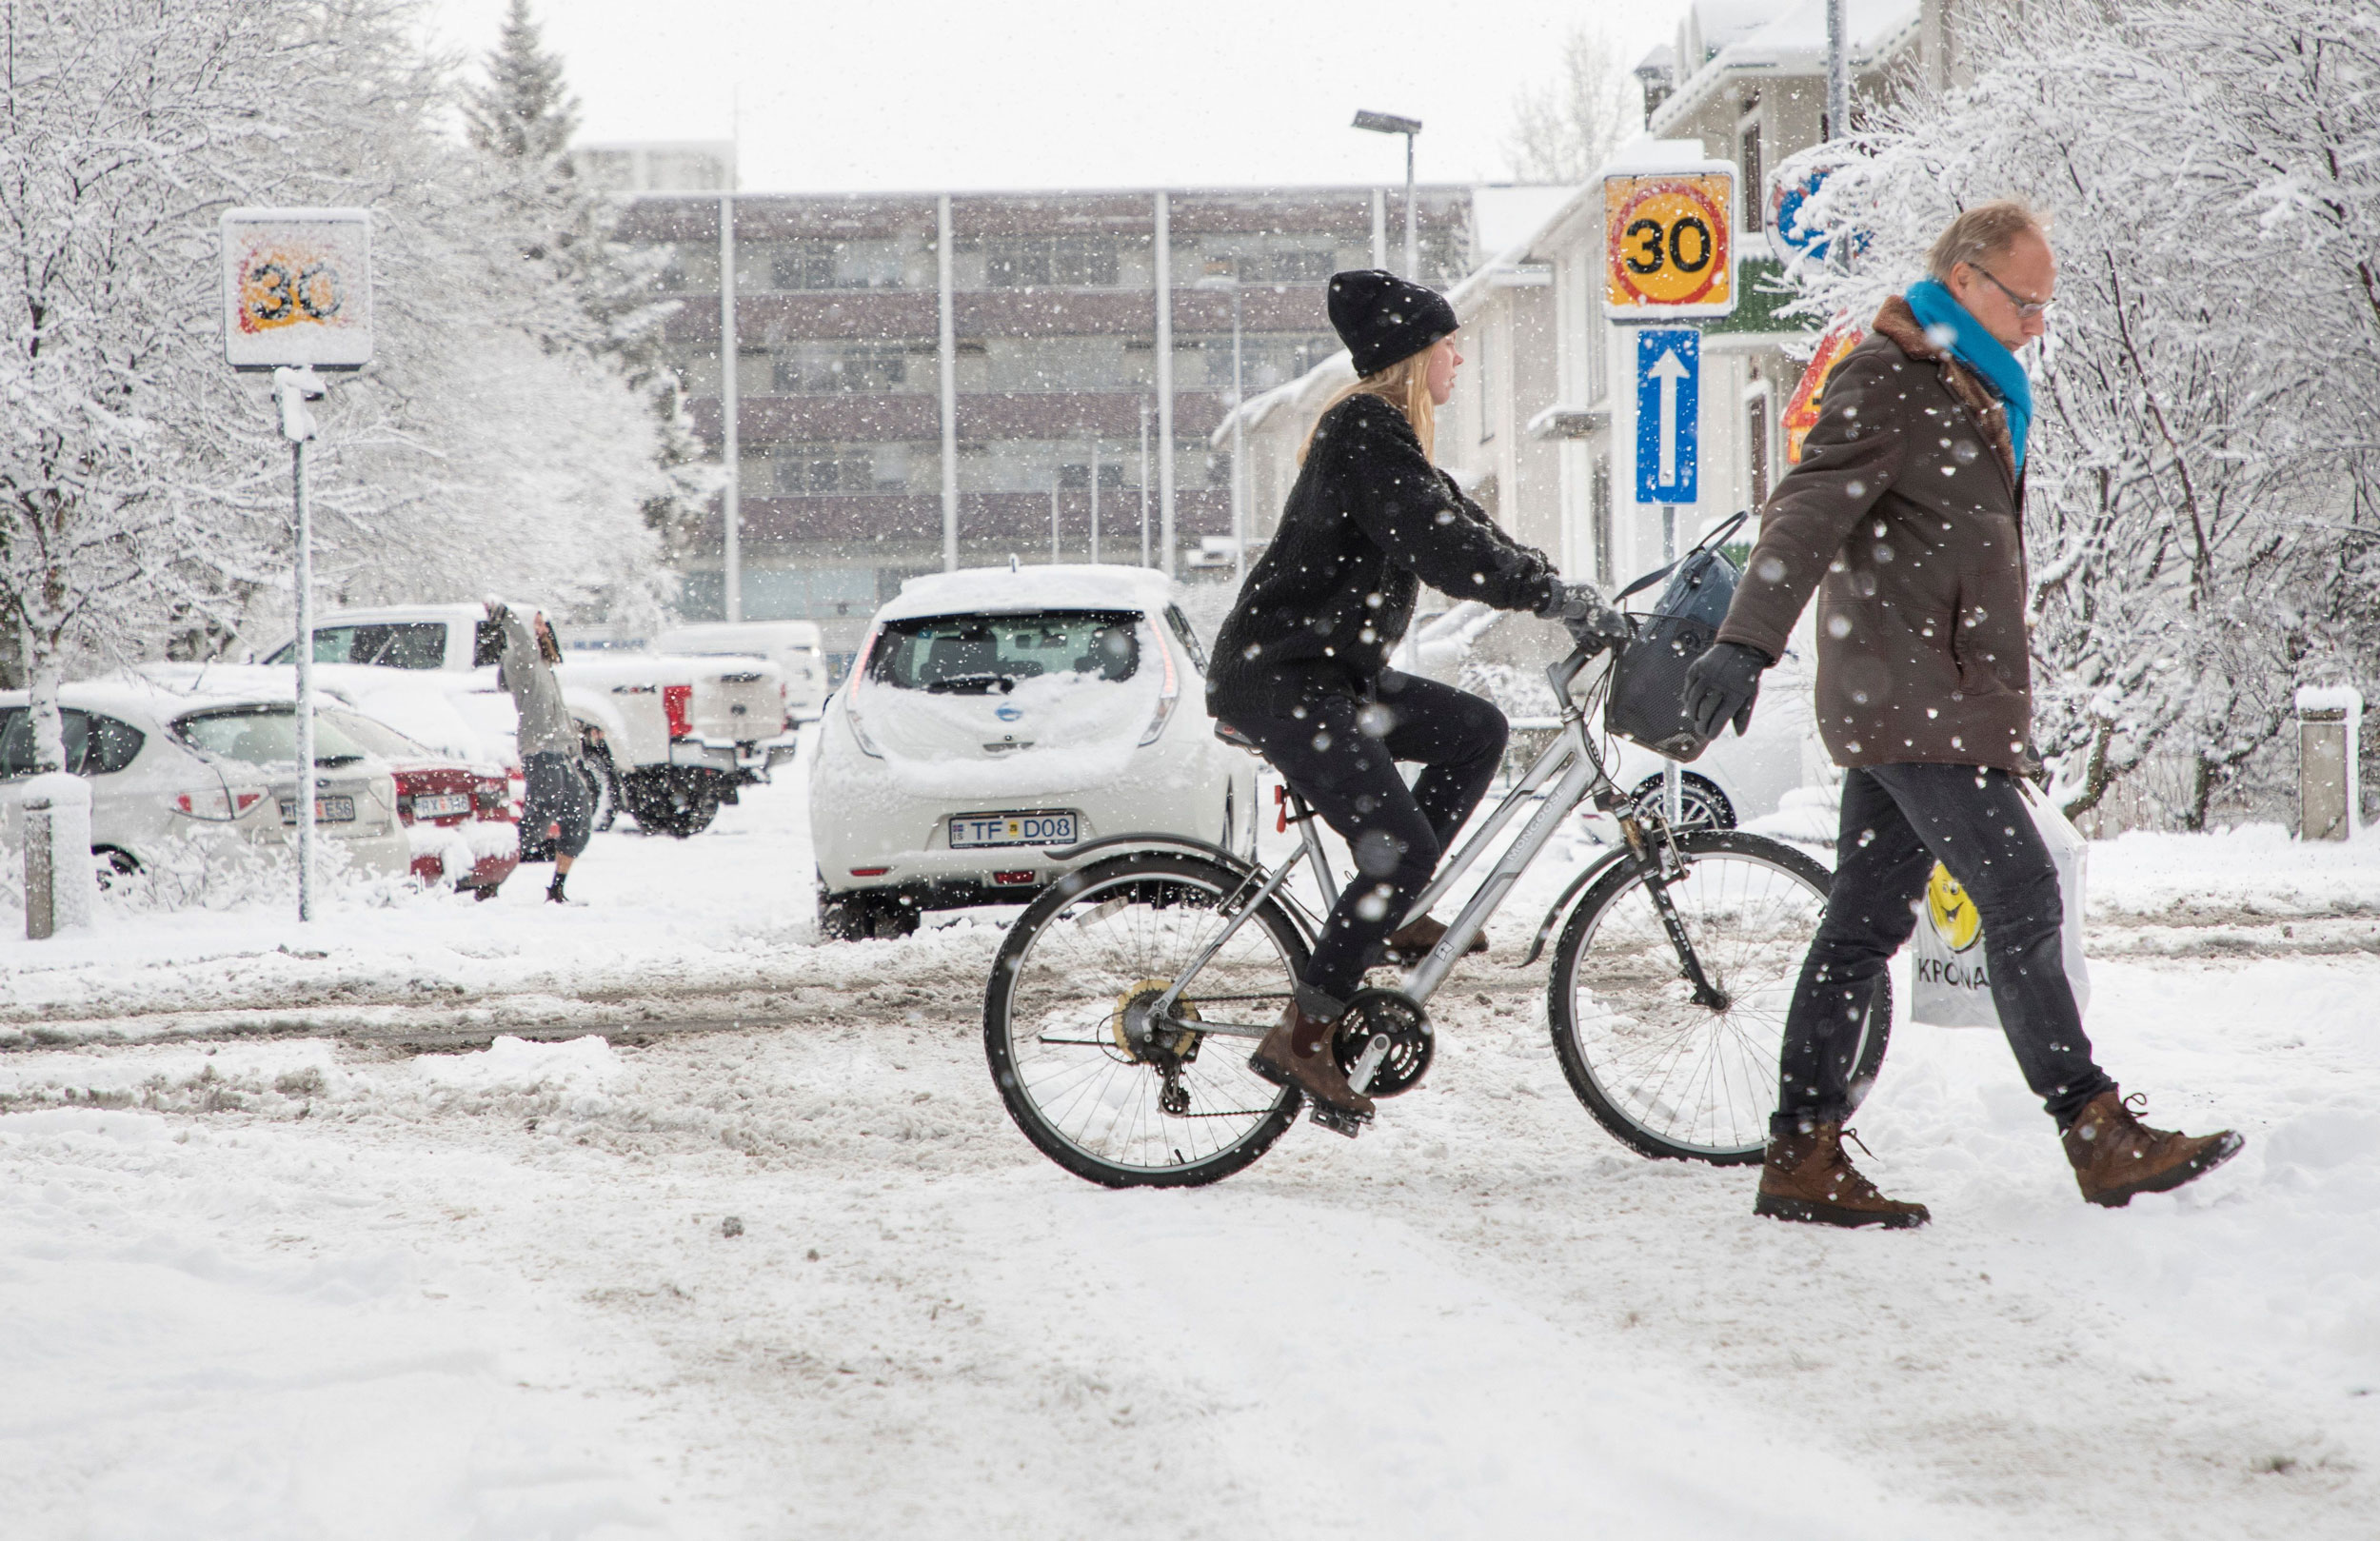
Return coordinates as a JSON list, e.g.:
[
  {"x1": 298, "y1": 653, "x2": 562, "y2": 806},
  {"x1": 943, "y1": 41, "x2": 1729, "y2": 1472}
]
[{"x1": 1602, "y1": 171, "x2": 1736, "y2": 320}]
